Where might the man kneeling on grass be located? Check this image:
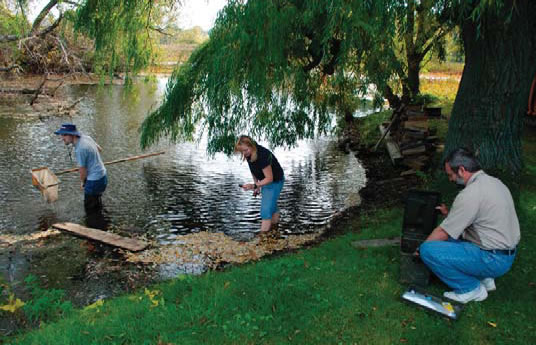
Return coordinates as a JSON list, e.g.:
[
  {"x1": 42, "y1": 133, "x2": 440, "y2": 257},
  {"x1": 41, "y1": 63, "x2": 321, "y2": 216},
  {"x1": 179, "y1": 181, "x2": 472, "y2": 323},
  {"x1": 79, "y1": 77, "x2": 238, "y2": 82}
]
[{"x1": 417, "y1": 148, "x2": 520, "y2": 304}]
